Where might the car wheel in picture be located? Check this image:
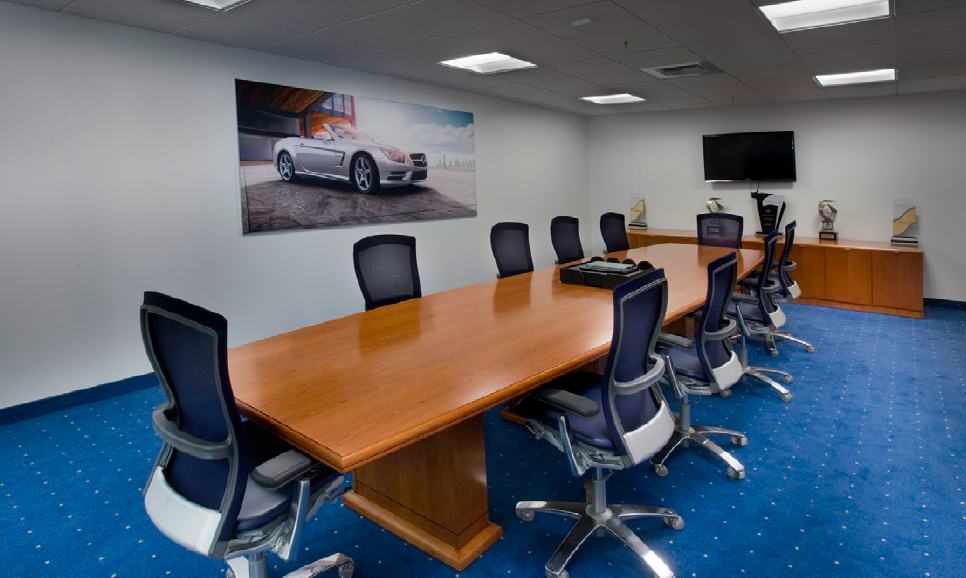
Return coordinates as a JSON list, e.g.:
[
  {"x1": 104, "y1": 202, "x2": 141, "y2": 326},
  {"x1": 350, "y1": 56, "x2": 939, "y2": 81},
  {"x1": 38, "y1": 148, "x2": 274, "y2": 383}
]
[
  {"x1": 352, "y1": 154, "x2": 380, "y2": 195},
  {"x1": 277, "y1": 152, "x2": 296, "y2": 182}
]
